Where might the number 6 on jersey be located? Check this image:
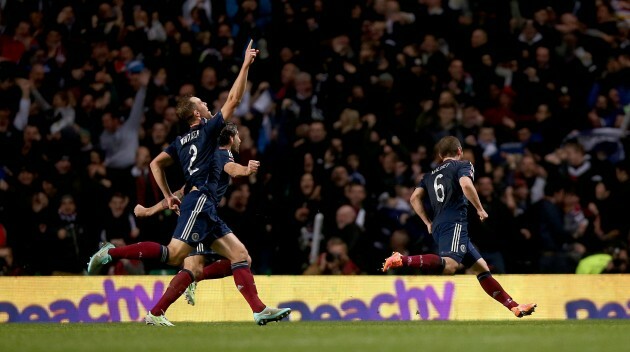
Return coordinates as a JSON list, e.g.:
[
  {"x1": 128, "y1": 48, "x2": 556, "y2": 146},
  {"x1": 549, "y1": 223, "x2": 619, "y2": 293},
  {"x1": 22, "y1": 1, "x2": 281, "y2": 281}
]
[{"x1": 434, "y1": 174, "x2": 445, "y2": 202}]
